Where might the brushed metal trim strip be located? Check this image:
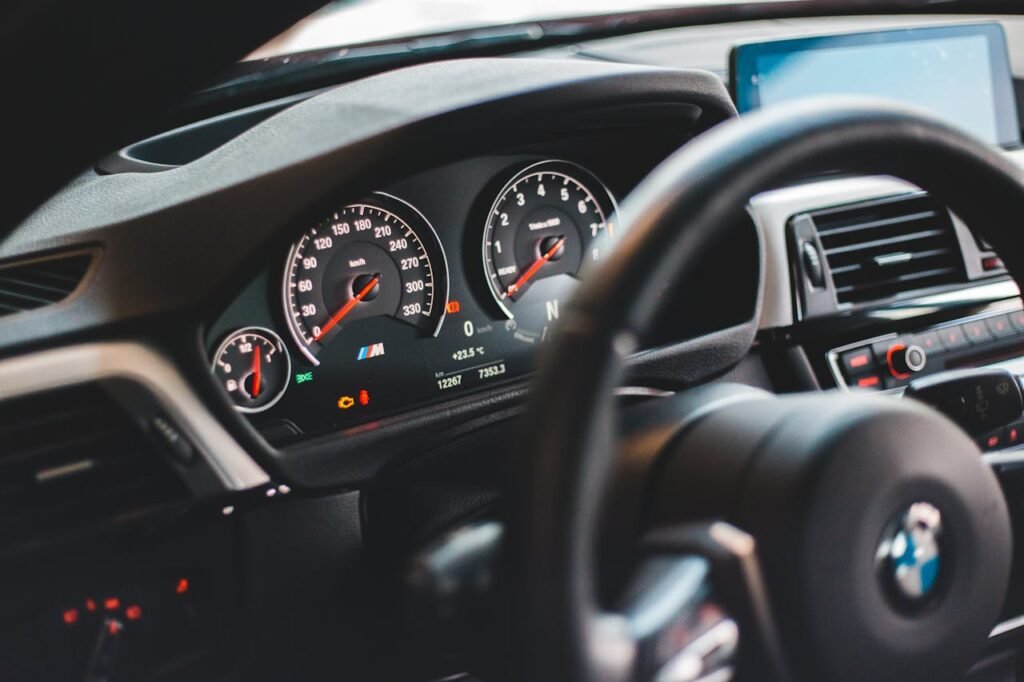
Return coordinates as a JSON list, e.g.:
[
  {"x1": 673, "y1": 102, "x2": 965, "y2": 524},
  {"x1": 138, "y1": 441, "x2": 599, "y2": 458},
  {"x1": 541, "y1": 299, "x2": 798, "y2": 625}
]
[
  {"x1": 991, "y1": 613, "x2": 1024, "y2": 639},
  {"x1": 0, "y1": 342, "x2": 269, "y2": 490}
]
